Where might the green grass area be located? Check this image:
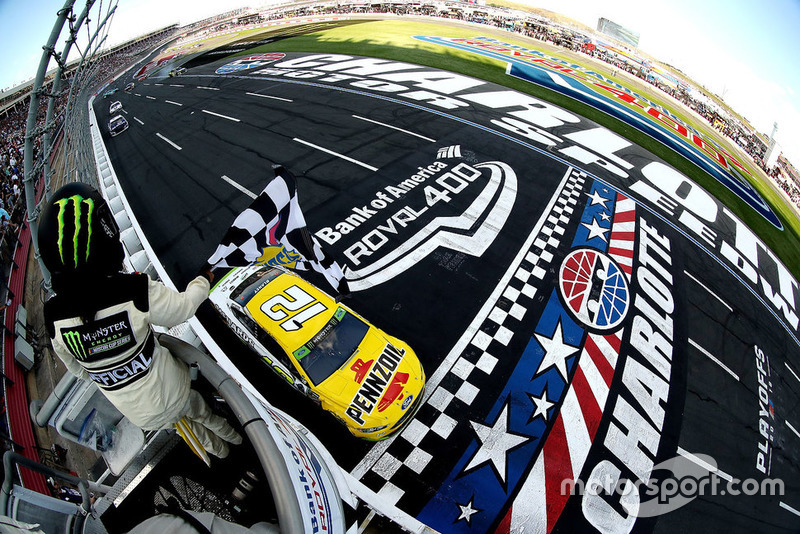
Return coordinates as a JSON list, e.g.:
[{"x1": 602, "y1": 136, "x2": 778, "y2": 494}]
[{"x1": 222, "y1": 18, "x2": 800, "y2": 278}]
